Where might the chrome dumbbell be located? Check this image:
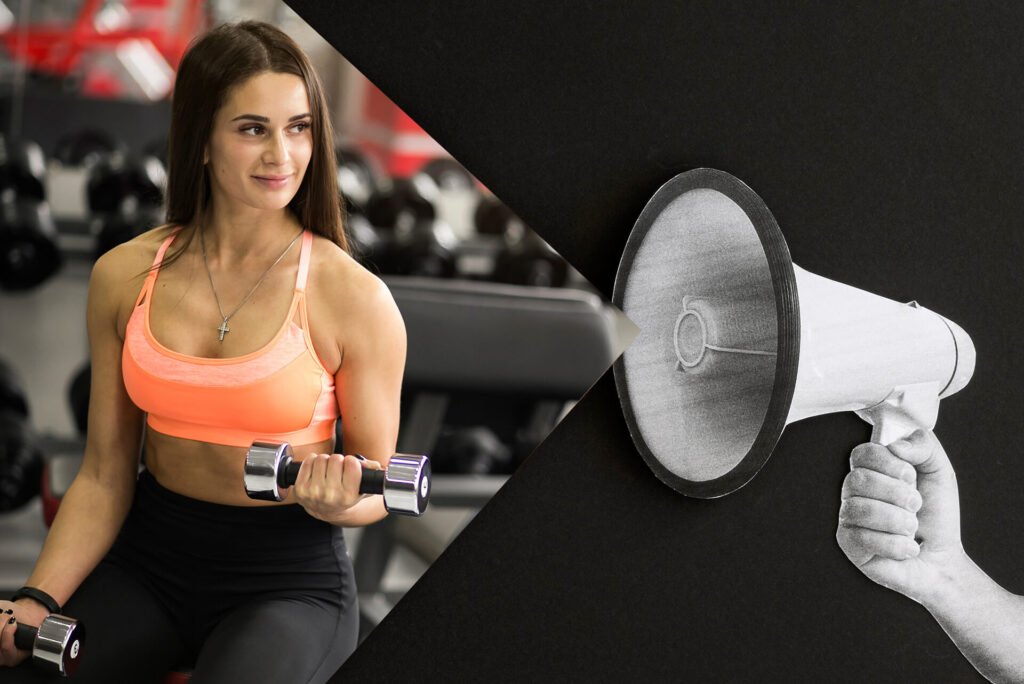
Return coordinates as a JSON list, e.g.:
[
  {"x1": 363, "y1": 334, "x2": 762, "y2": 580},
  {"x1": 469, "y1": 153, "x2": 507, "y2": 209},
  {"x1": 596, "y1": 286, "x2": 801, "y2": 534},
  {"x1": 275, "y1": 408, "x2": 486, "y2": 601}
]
[
  {"x1": 243, "y1": 441, "x2": 430, "y2": 516},
  {"x1": 14, "y1": 613, "x2": 85, "y2": 677}
]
